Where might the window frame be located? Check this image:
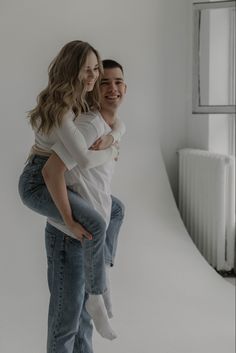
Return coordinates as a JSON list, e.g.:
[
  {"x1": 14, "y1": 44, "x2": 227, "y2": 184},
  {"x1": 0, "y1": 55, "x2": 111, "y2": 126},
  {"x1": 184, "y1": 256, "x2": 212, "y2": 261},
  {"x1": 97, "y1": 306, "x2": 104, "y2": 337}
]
[{"x1": 192, "y1": 1, "x2": 236, "y2": 114}]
